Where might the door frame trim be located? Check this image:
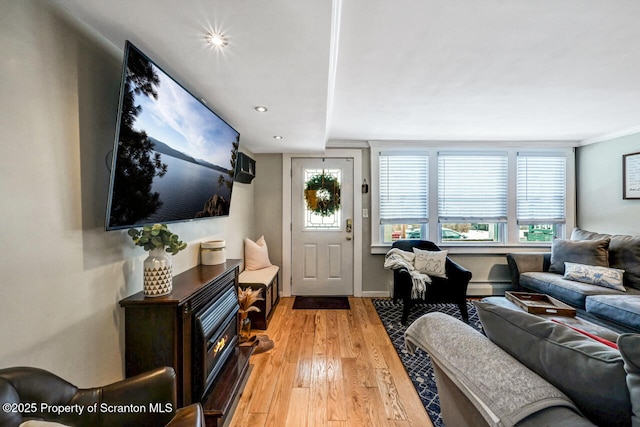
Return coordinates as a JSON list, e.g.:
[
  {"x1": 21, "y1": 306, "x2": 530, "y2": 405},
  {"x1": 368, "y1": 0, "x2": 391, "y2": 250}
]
[{"x1": 282, "y1": 150, "x2": 362, "y2": 297}]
